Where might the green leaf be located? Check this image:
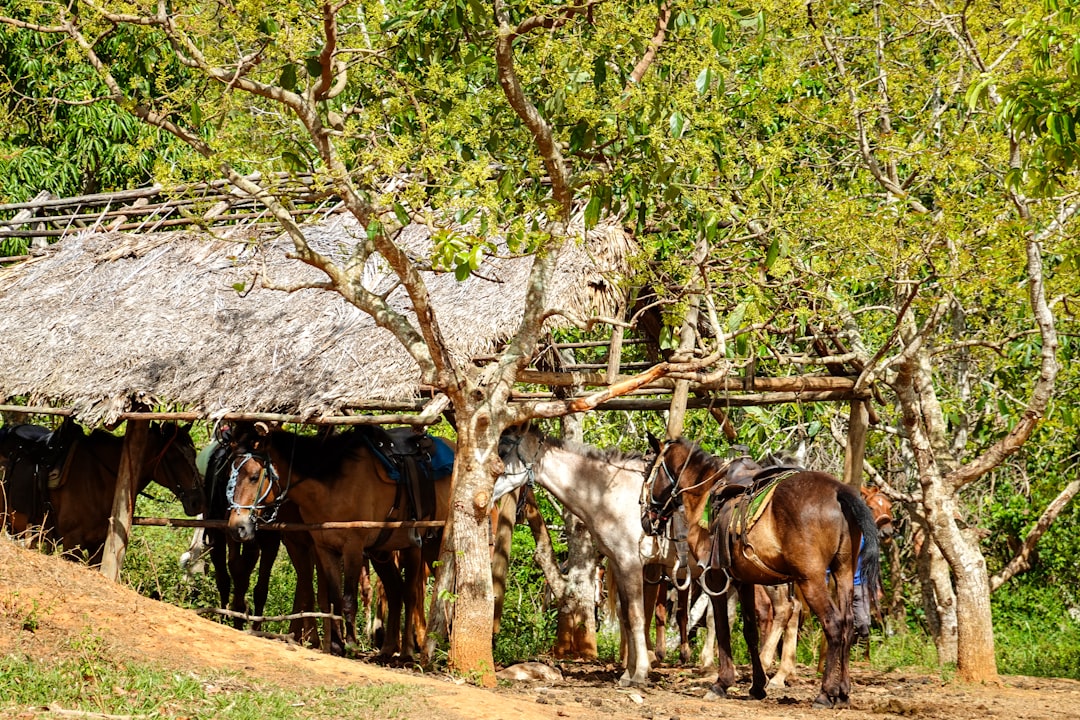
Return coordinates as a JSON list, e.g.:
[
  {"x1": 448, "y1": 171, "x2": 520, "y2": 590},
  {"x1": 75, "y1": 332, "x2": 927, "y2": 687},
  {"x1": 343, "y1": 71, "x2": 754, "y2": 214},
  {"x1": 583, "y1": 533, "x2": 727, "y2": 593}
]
[
  {"x1": 711, "y1": 23, "x2": 728, "y2": 53},
  {"x1": 231, "y1": 282, "x2": 246, "y2": 293},
  {"x1": 584, "y1": 195, "x2": 601, "y2": 229},
  {"x1": 764, "y1": 237, "x2": 779, "y2": 269},
  {"x1": 280, "y1": 64, "x2": 298, "y2": 91},
  {"x1": 807, "y1": 420, "x2": 822, "y2": 437},
  {"x1": 669, "y1": 110, "x2": 686, "y2": 138},
  {"x1": 393, "y1": 202, "x2": 410, "y2": 227},
  {"x1": 593, "y1": 54, "x2": 608, "y2": 90},
  {"x1": 189, "y1": 102, "x2": 202, "y2": 127},
  {"x1": 695, "y1": 67, "x2": 713, "y2": 95},
  {"x1": 305, "y1": 55, "x2": 323, "y2": 78}
]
